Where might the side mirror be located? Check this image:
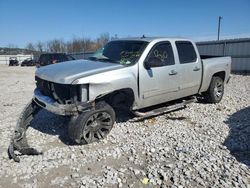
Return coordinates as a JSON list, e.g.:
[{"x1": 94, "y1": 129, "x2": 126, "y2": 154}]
[
  {"x1": 144, "y1": 61, "x2": 151, "y2": 70},
  {"x1": 144, "y1": 57, "x2": 162, "y2": 69}
]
